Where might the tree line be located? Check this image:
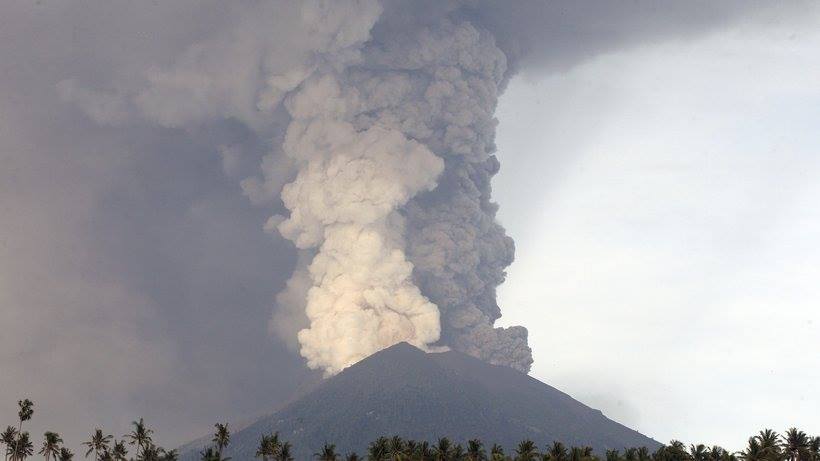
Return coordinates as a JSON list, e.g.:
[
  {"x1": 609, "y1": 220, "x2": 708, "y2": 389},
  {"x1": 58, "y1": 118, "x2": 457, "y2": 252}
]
[
  {"x1": 307, "y1": 431, "x2": 820, "y2": 461},
  {"x1": 3, "y1": 399, "x2": 818, "y2": 461},
  {"x1": 2, "y1": 400, "x2": 176, "y2": 461}
]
